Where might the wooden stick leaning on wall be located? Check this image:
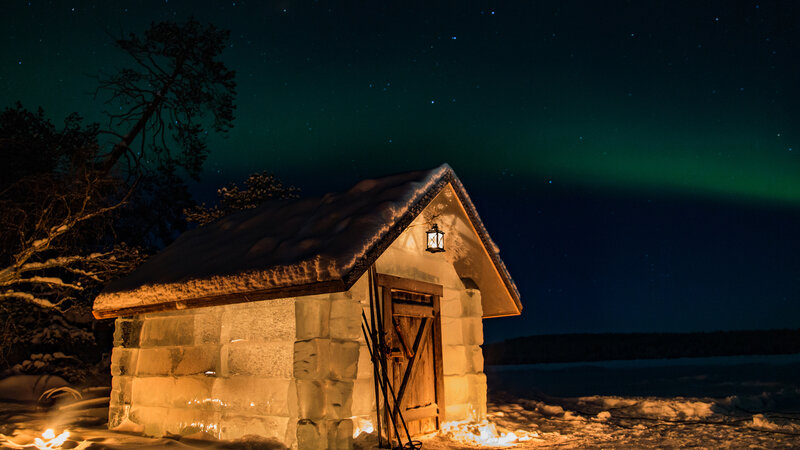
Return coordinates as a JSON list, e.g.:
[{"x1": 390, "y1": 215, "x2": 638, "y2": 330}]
[
  {"x1": 372, "y1": 266, "x2": 406, "y2": 445},
  {"x1": 367, "y1": 265, "x2": 410, "y2": 446},
  {"x1": 363, "y1": 265, "x2": 418, "y2": 449},
  {"x1": 361, "y1": 319, "x2": 393, "y2": 446},
  {"x1": 366, "y1": 266, "x2": 385, "y2": 448},
  {"x1": 372, "y1": 266, "x2": 392, "y2": 441}
]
